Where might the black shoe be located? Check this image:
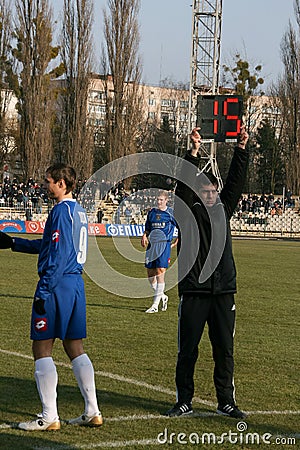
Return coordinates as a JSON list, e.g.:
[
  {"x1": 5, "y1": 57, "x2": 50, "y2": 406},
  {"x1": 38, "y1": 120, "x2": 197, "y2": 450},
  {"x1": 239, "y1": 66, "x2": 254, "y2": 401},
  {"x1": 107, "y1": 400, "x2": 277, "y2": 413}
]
[
  {"x1": 217, "y1": 403, "x2": 246, "y2": 419},
  {"x1": 164, "y1": 402, "x2": 193, "y2": 417}
]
